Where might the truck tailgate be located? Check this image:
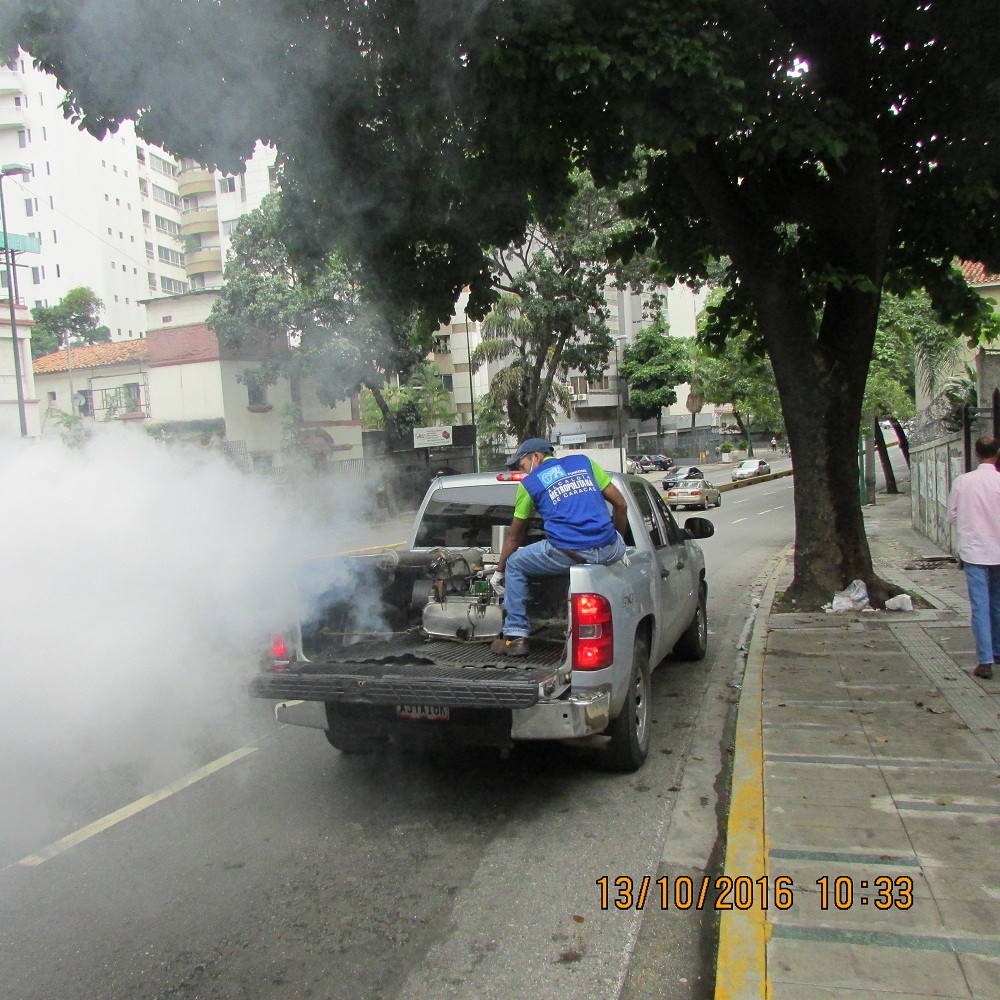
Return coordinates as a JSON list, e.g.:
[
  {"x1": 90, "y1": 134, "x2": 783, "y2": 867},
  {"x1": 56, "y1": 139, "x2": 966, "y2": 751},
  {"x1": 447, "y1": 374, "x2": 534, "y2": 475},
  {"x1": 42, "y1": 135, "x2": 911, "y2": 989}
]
[{"x1": 250, "y1": 630, "x2": 566, "y2": 709}]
